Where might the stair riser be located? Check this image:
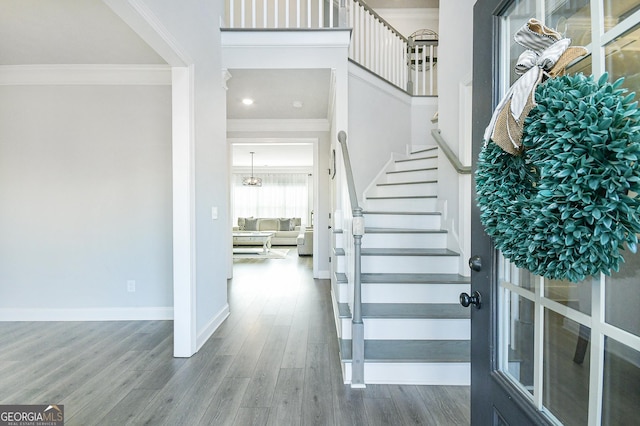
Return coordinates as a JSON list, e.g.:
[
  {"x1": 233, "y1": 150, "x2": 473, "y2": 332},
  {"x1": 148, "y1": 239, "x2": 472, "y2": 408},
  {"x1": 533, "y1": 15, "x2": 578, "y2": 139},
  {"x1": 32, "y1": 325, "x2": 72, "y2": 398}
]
[
  {"x1": 362, "y1": 255, "x2": 458, "y2": 274},
  {"x1": 342, "y1": 362, "x2": 470, "y2": 386},
  {"x1": 362, "y1": 232, "x2": 447, "y2": 249},
  {"x1": 364, "y1": 214, "x2": 441, "y2": 230},
  {"x1": 364, "y1": 319, "x2": 469, "y2": 340},
  {"x1": 372, "y1": 182, "x2": 437, "y2": 197},
  {"x1": 362, "y1": 283, "x2": 471, "y2": 304},
  {"x1": 393, "y1": 157, "x2": 437, "y2": 172},
  {"x1": 336, "y1": 282, "x2": 349, "y2": 303},
  {"x1": 385, "y1": 169, "x2": 438, "y2": 183},
  {"x1": 334, "y1": 255, "x2": 345, "y2": 272},
  {"x1": 365, "y1": 197, "x2": 438, "y2": 212},
  {"x1": 334, "y1": 233, "x2": 343, "y2": 247}
]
